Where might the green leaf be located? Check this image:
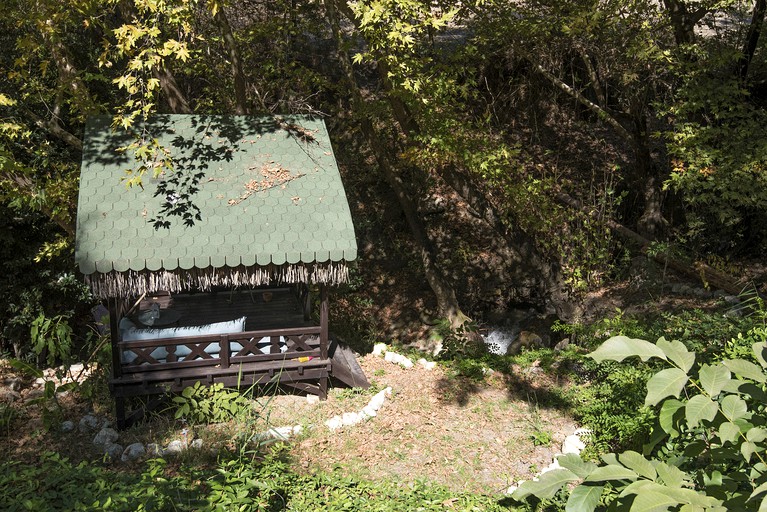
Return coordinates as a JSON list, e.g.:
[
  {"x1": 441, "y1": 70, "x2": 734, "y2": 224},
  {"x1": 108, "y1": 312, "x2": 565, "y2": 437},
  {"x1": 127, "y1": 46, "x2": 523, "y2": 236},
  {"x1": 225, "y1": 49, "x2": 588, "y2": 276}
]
[
  {"x1": 619, "y1": 451, "x2": 656, "y2": 480},
  {"x1": 588, "y1": 336, "x2": 667, "y2": 363},
  {"x1": 685, "y1": 395, "x2": 719, "y2": 428},
  {"x1": 659, "y1": 399, "x2": 685, "y2": 435},
  {"x1": 646, "y1": 368, "x2": 689, "y2": 407},
  {"x1": 721, "y1": 395, "x2": 749, "y2": 422},
  {"x1": 724, "y1": 359, "x2": 767, "y2": 383},
  {"x1": 699, "y1": 364, "x2": 731, "y2": 397},
  {"x1": 584, "y1": 465, "x2": 638, "y2": 482},
  {"x1": 750, "y1": 481, "x2": 767, "y2": 500},
  {"x1": 742, "y1": 441, "x2": 758, "y2": 462},
  {"x1": 657, "y1": 337, "x2": 695, "y2": 373},
  {"x1": 655, "y1": 462, "x2": 687, "y2": 487},
  {"x1": 754, "y1": 343, "x2": 767, "y2": 368},
  {"x1": 512, "y1": 469, "x2": 579, "y2": 500},
  {"x1": 557, "y1": 453, "x2": 598, "y2": 479},
  {"x1": 718, "y1": 421, "x2": 741, "y2": 444},
  {"x1": 747, "y1": 427, "x2": 767, "y2": 443},
  {"x1": 566, "y1": 484, "x2": 603, "y2": 512},
  {"x1": 630, "y1": 490, "x2": 682, "y2": 511}
]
